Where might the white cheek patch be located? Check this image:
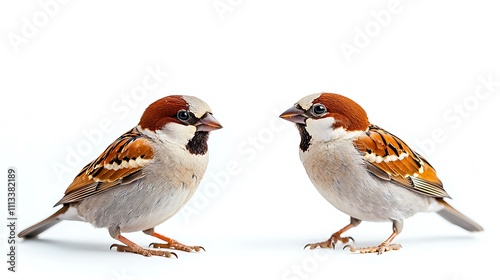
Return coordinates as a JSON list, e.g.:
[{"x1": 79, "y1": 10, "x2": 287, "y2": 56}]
[
  {"x1": 305, "y1": 117, "x2": 335, "y2": 142},
  {"x1": 306, "y1": 117, "x2": 363, "y2": 142},
  {"x1": 140, "y1": 123, "x2": 196, "y2": 147}
]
